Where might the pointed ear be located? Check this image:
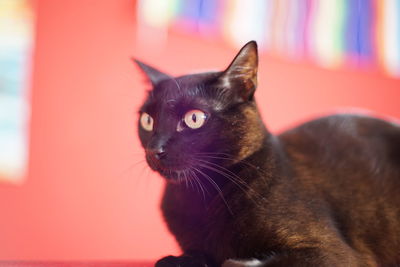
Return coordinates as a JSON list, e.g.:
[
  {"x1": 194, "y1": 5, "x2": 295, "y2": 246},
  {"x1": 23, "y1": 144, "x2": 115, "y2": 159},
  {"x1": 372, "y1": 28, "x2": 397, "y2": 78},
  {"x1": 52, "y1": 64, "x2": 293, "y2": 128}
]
[
  {"x1": 133, "y1": 59, "x2": 170, "y2": 86},
  {"x1": 218, "y1": 41, "x2": 258, "y2": 102}
]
